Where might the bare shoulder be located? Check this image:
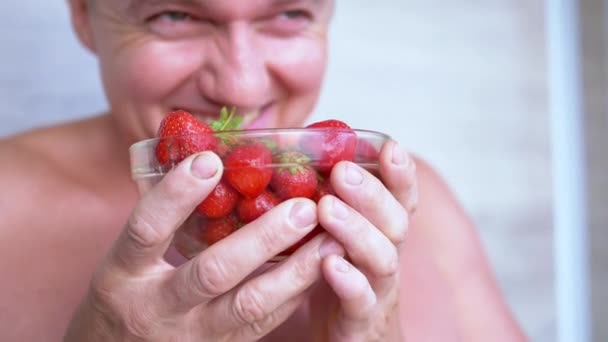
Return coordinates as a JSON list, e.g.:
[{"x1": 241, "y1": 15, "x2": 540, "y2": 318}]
[
  {"x1": 412, "y1": 155, "x2": 470, "y2": 220},
  {"x1": 400, "y1": 156, "x2": 526, "y2": 341},
  {"x1": 0, "y1": 122, "x2": 109, "y2": 257},
  {"x1": 0, "y1": 131, "x2": 71, "y2": 219},
  {"x1": 0, "y1": 115, "x2": 134, "y2": 244},
  {"x1": 0, "y1": 121, "x2": 98, "y2": 210},
  {"x1": 0, "y1": 120, "x2": 135, "y2": 341},
  {"x1": 405, "y1": 155, "x2": 486, "y2": 274}
]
